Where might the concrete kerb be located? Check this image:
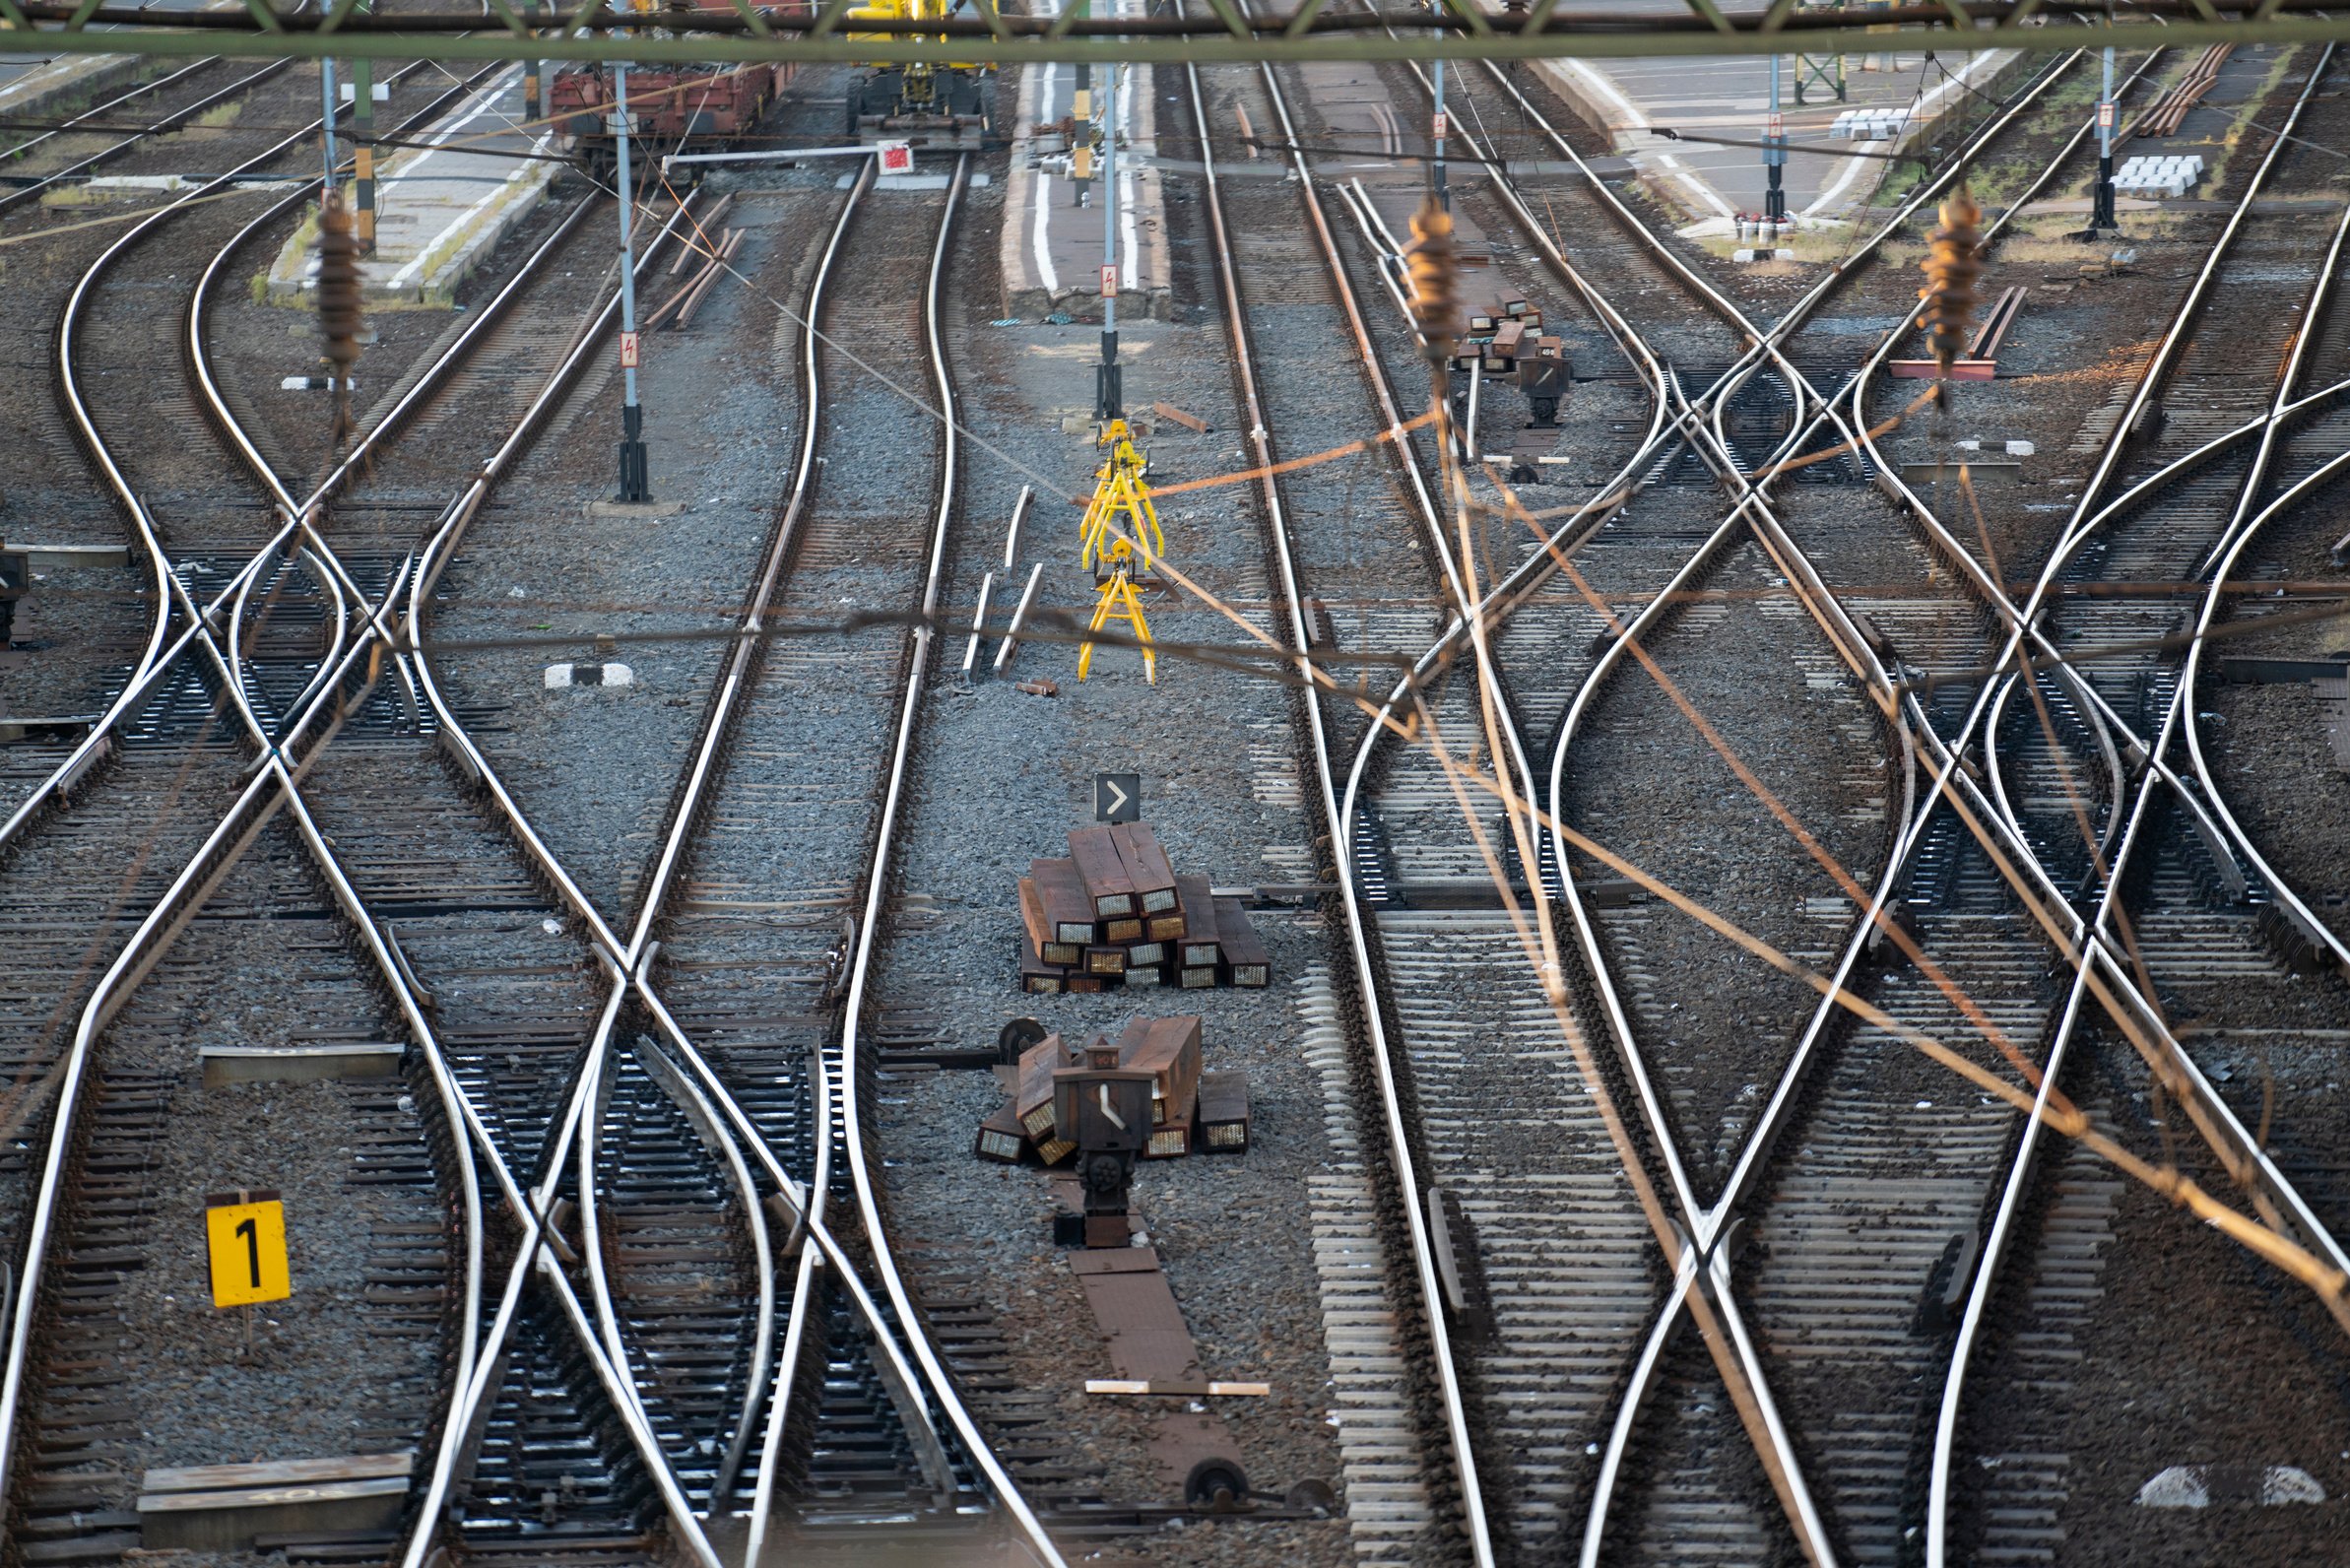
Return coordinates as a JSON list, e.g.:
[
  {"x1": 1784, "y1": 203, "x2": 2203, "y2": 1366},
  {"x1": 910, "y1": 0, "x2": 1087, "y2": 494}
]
[
  {"x1": 0, "y1": 53, "x2": 144, "y2": 122},
  {"x1": 999, "y1": 58, "x2": 1170, "y2": 322},
  {"x1": 260, "y1": 140, "x2": 558, "y2": 309}
]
